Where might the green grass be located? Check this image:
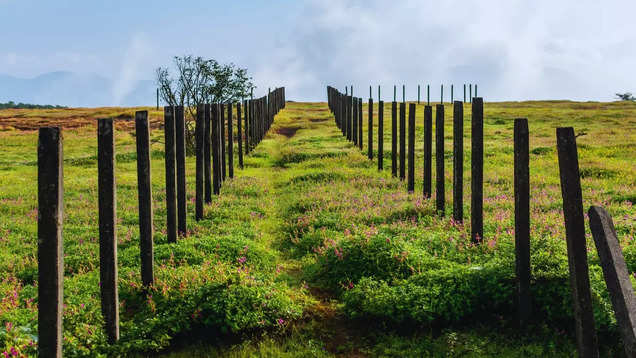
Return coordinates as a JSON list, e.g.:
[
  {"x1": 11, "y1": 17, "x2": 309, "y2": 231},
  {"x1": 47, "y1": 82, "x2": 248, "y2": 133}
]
[{"x1": 0, "y1": 100, "x2": 634, "y2": 357}]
